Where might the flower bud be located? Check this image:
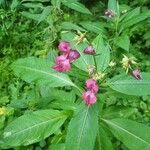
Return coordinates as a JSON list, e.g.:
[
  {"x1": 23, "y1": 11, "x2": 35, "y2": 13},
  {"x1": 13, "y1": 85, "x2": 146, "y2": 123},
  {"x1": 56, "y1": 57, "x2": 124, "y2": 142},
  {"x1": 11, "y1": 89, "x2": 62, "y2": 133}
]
[
  {"x1": 84, "y1": 46, "x2": 95, "y2": 55},
  {"x1": 105, "y1": 9, "x2": 115, "y2": 18},
  {"x1": 58, "y1": 41, "x2": 71, "y2": 53},
  {"x1": 132, "y1": 69, "x2": 141, "y2": 80},
  {"x1": 82, "y1": 91, "x2": 97, "y2": 105},
  {"x1": 86, "y1": 79, "x2": 99, "y2": 94},
  {"x1": 67, "y1": 50, "x2": 80, "y2": 62},
  {"x1": 52, "y1": 55, "x2": 71, "y2": 72}
]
